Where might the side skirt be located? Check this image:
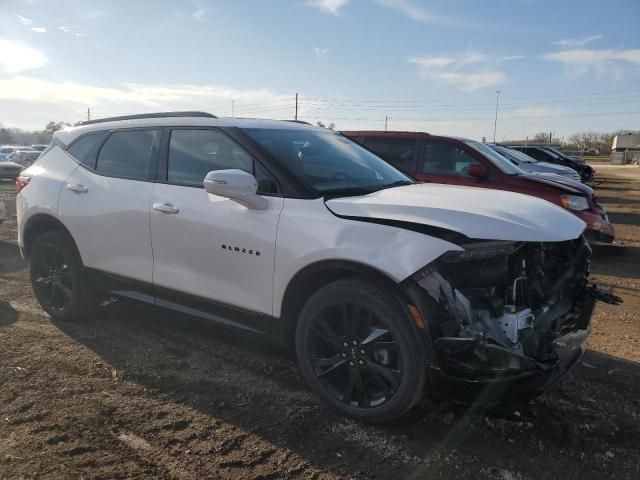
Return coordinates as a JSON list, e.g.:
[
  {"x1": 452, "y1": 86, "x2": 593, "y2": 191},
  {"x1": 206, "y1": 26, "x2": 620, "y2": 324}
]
[{"x1": 86, "y1": 268, "x2": 274, "y2": 335}]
